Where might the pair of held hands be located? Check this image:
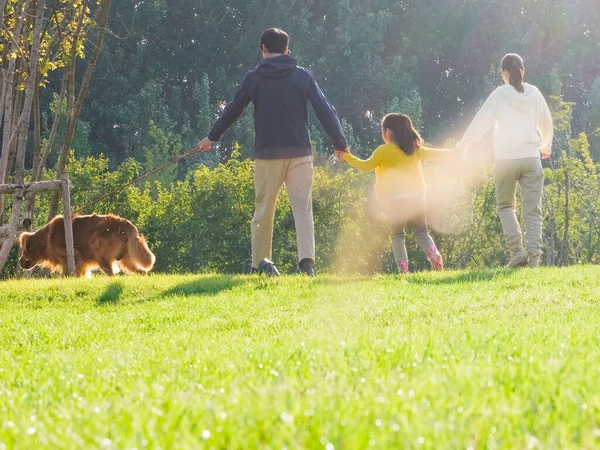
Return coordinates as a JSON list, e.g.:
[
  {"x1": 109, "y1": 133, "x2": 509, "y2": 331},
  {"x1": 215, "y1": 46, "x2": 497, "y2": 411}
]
[{"x1": 334, "y1": 148, "x2": 350, "y2": 162}]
